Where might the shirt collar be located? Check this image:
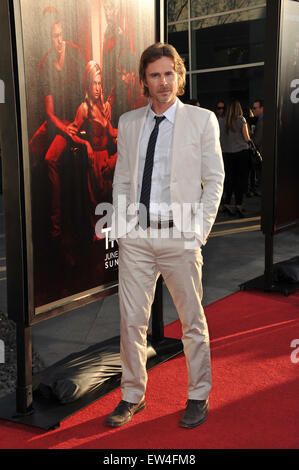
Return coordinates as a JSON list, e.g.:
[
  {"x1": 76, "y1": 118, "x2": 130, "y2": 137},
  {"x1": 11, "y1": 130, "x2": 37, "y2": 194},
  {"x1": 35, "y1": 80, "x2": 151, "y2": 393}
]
[{"x1": 148, "y1": 98, "x2": 178, "y2": 124}]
